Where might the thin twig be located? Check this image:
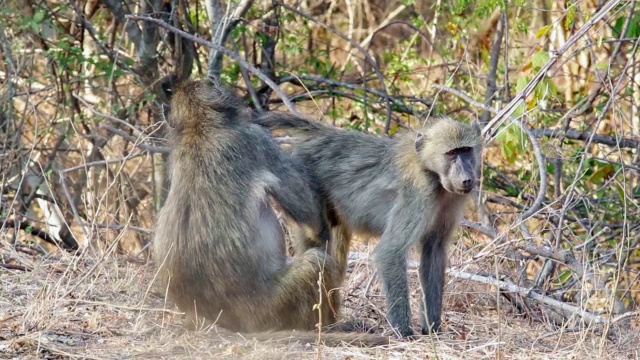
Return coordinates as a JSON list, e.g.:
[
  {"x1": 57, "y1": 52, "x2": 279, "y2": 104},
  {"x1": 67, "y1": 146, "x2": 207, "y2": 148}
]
[{"x1": 101, "y1": 124, "x2": 170, "y2": 154}]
